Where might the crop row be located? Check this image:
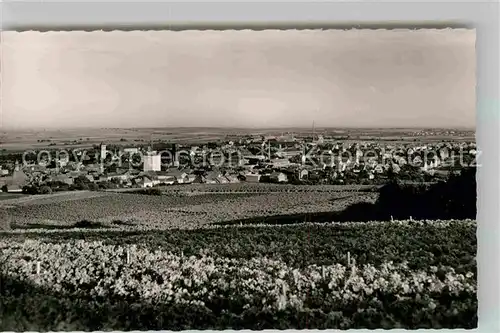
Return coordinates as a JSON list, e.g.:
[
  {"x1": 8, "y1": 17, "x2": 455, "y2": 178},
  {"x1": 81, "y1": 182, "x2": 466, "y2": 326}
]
[
  {"x1": 0, "y1": 239, "x2": 477, "y2": 330},
  {"x1": 0, "y1": 220, "x2": 476, "y2": 272},
  {"x1": 0, "y1": 218, "x2": 476, "y2": 234}
]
